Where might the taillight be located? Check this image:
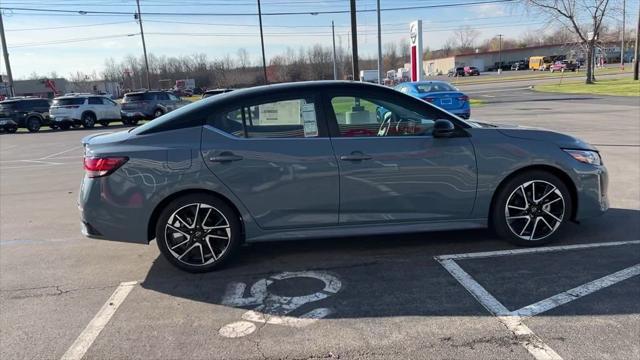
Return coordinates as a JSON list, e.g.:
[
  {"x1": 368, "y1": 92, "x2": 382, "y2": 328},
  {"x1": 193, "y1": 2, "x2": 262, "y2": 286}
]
[
  {"x1": 458, "y1": 95, "x2": 469, "y2": 102},
  {"x1": 423, "y1": 97, "x2": 435, "y2": 103},
  {"x1": 84, "y1": 156, "x2": 128, "y2": 178}
]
